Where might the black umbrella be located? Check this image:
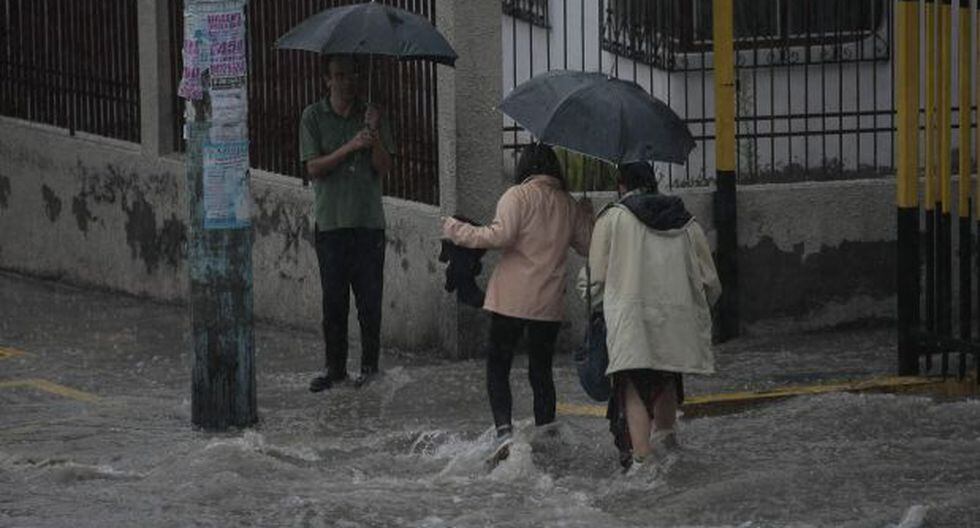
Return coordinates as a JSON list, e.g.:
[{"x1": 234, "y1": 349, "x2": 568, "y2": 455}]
[
  {"x1": 499, "y1": 70, "x2": 695, "y2": 165},
  {"x1": 275, "y1": 1, "x2": 457, "y2": 97}
]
